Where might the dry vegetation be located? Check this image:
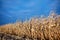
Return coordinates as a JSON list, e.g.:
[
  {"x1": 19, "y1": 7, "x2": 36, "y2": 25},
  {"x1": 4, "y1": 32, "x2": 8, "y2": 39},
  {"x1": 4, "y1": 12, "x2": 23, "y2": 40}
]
[{"x1": 0, "y1": 12, "x2": 60, "y2": 40}]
